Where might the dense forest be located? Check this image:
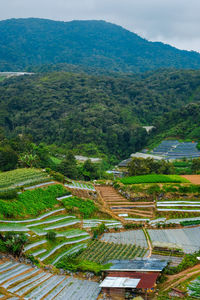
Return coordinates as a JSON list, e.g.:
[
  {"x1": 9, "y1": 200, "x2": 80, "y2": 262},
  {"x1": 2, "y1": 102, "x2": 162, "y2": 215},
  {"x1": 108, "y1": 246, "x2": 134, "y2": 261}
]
[
  {"x1": 1, "y1": 18, "x2": 200, "y2": 72},
  {"x1": 0, "y1": 69, "x2": 200, "y2": 159},
  {"x1": 150, "y1": 103, "x2": 200, "y2": 146}
]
